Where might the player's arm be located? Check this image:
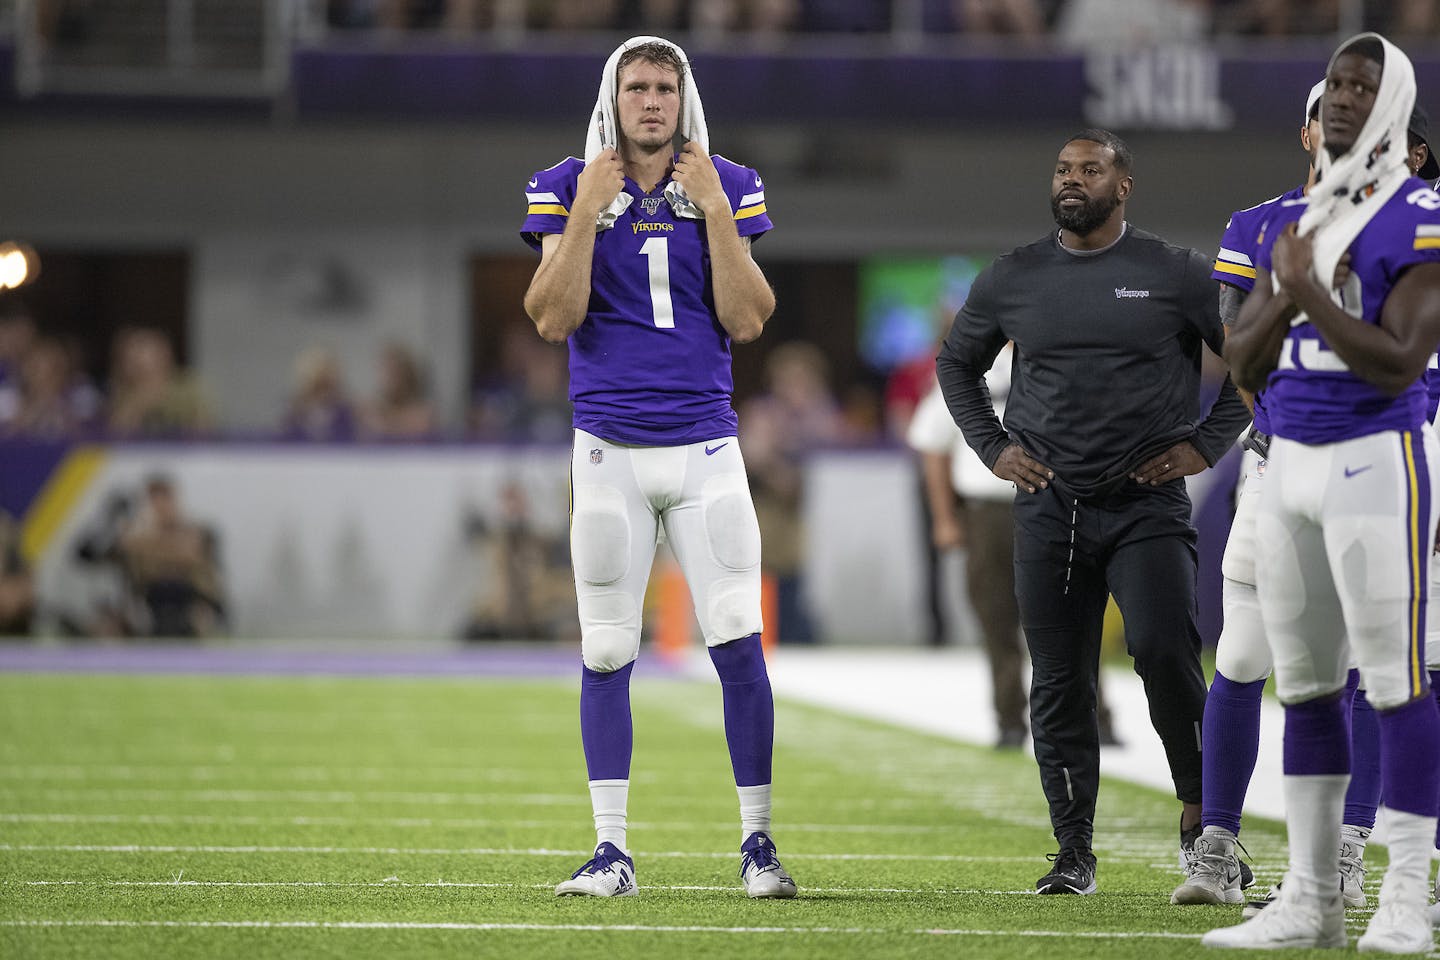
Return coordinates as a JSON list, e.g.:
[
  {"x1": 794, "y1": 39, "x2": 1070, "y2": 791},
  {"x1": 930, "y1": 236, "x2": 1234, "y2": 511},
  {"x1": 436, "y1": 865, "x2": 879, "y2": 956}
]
[
  {"x1": 1223, "y1": 267, "x2": 1297, "y2": 394},
  {"x1": 1218, "y1": 282, "x2": 1257, "y2": 414},
  {"x1": 937, "y1": 276, "x2": 1053, "y2": 494},
  {"x1": 1273, "y1": 223, "x2": 1440, "y2": 395},
  {"x1": 523, "y1": 150, "x2": 625, "y2": 343},
  {"x1": 672, "y1": 142, "x2": 774, "y2": 343}
]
